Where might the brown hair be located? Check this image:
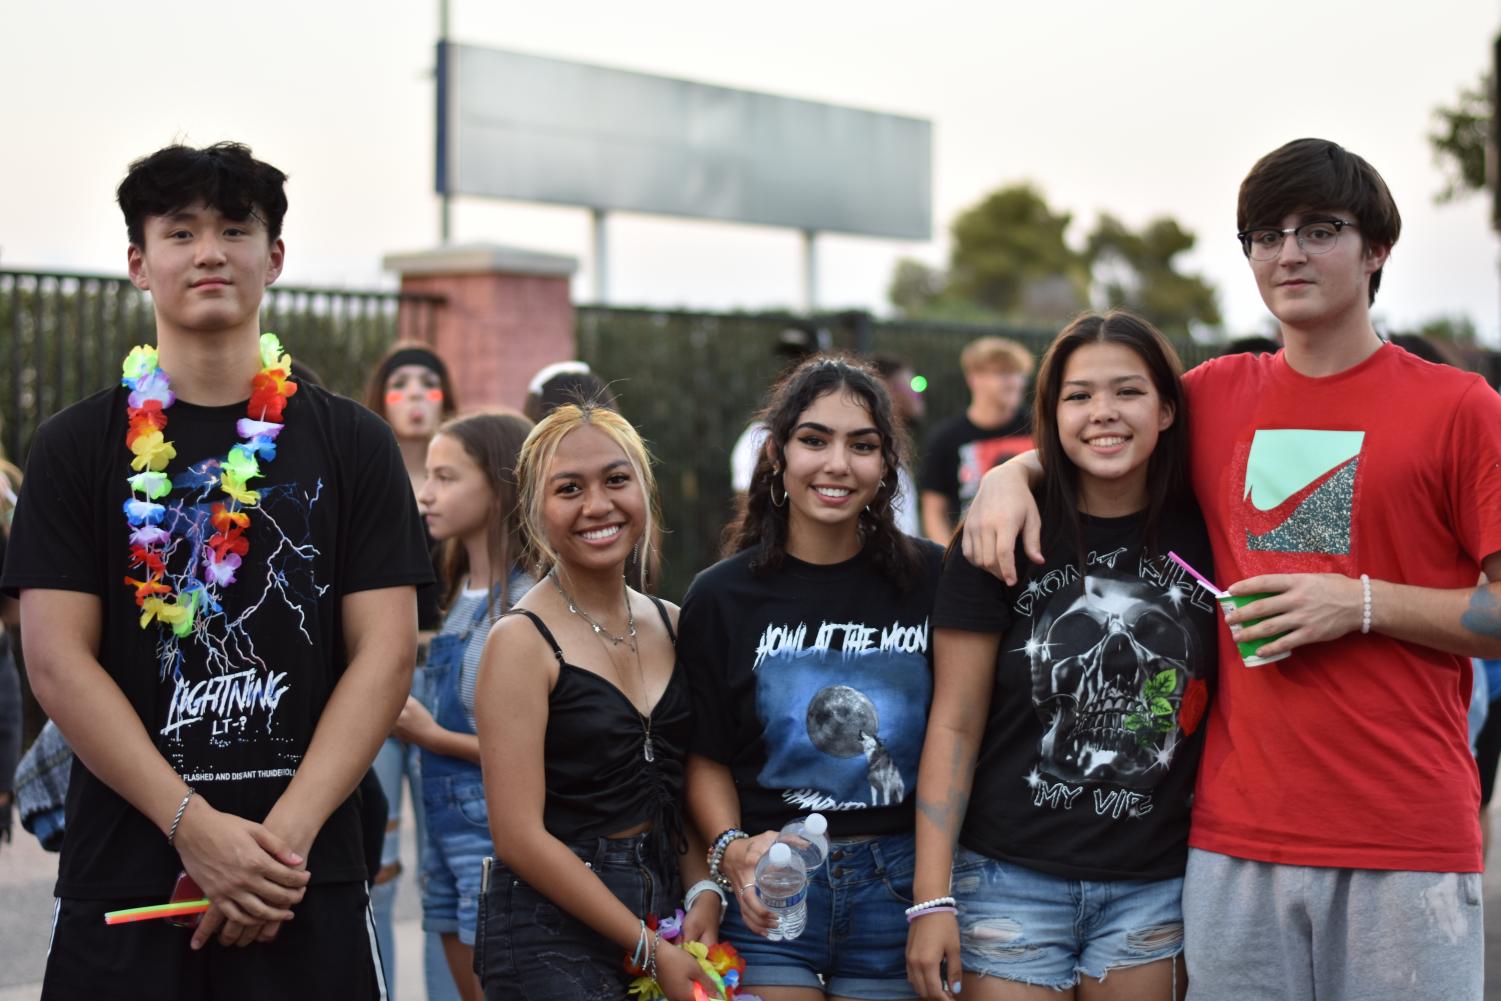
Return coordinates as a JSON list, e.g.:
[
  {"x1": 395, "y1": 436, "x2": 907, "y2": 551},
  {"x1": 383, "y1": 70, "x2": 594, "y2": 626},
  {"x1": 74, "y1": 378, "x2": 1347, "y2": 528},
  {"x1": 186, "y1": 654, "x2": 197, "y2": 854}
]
[
  {"x1": 1237, "y1": 138, "x2": 1402, "y2": 304},
  {"x1": 431, "y1": 411, "x2": 533, "y2": 616},
  {"x1": 1032, "y1": 310, "x2": 1190, "y2": 565}
]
